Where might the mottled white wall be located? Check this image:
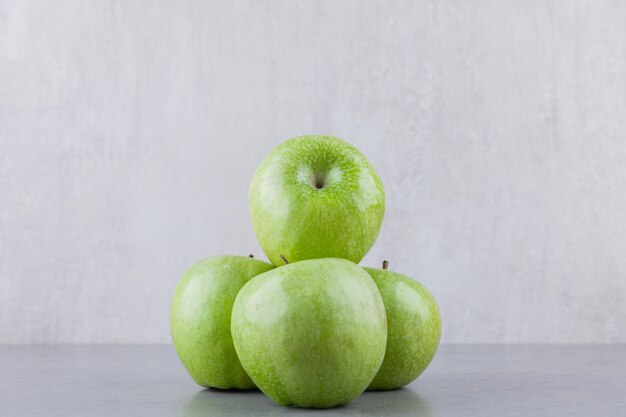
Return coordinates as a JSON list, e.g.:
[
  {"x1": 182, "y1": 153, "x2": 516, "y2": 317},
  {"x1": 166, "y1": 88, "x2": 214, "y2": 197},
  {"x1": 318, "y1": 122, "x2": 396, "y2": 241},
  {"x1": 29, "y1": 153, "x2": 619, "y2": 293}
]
[{"x1": 2, "y1": 0, "x2": 626, "y2": 344}]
